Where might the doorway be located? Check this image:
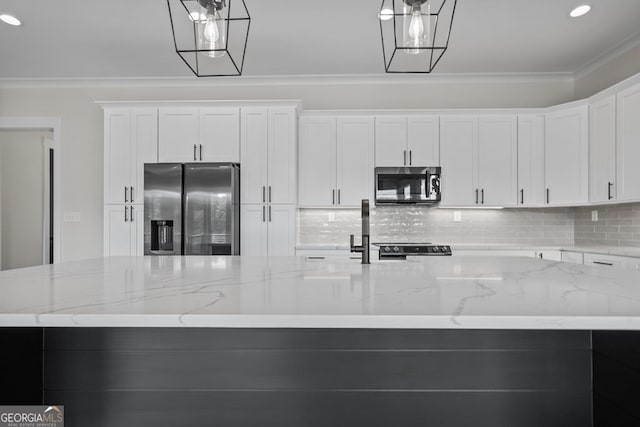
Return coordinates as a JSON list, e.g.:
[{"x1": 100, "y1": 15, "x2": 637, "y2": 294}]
[{"x1": 0, "y1": 130, "x2": 54, "y2": 270}]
